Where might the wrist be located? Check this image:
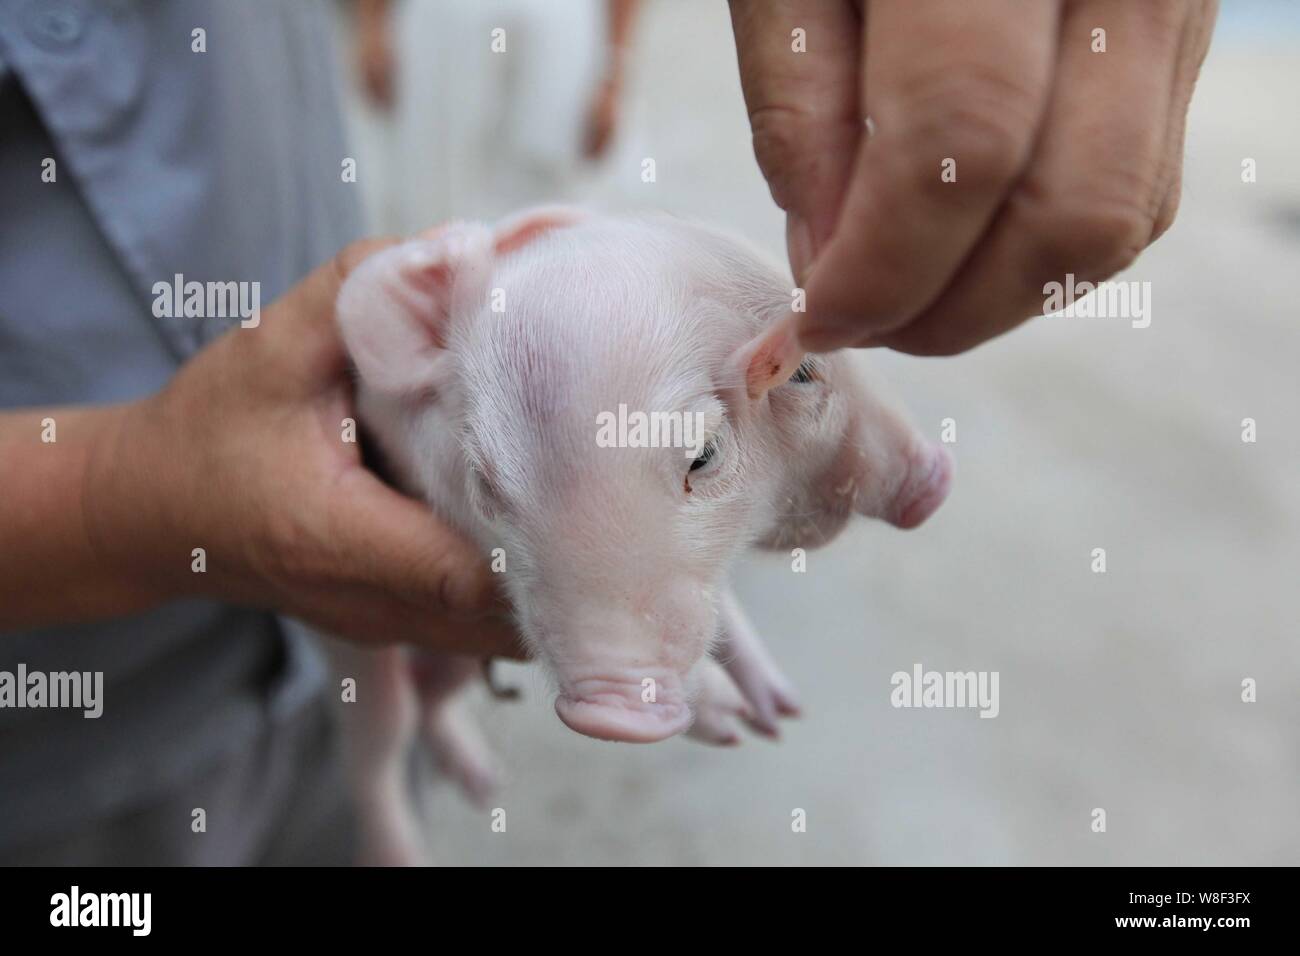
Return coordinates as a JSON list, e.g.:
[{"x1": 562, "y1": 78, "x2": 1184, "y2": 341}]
[
  {"x1": 0, "y1": 402, "x2": 176, "y2": 630},
  {"x1": 80, "y1": 398, "x2": 191, "y2": 611}
]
